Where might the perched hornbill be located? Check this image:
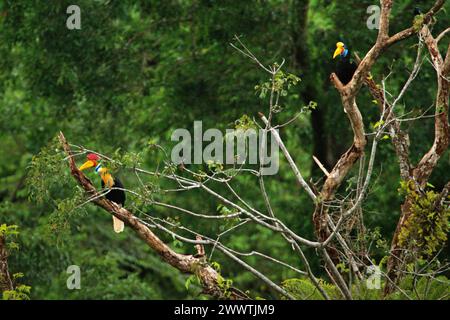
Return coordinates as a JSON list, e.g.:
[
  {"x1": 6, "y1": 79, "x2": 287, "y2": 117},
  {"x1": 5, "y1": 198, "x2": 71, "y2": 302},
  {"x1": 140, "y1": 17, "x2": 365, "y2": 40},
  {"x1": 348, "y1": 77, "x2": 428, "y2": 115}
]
[
  {"x1": 79, "y1": 153, "x2": 126, "y2": 233},
  {"x1": 332, "y1": 42, "x2": 357, "y2": 85}
]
